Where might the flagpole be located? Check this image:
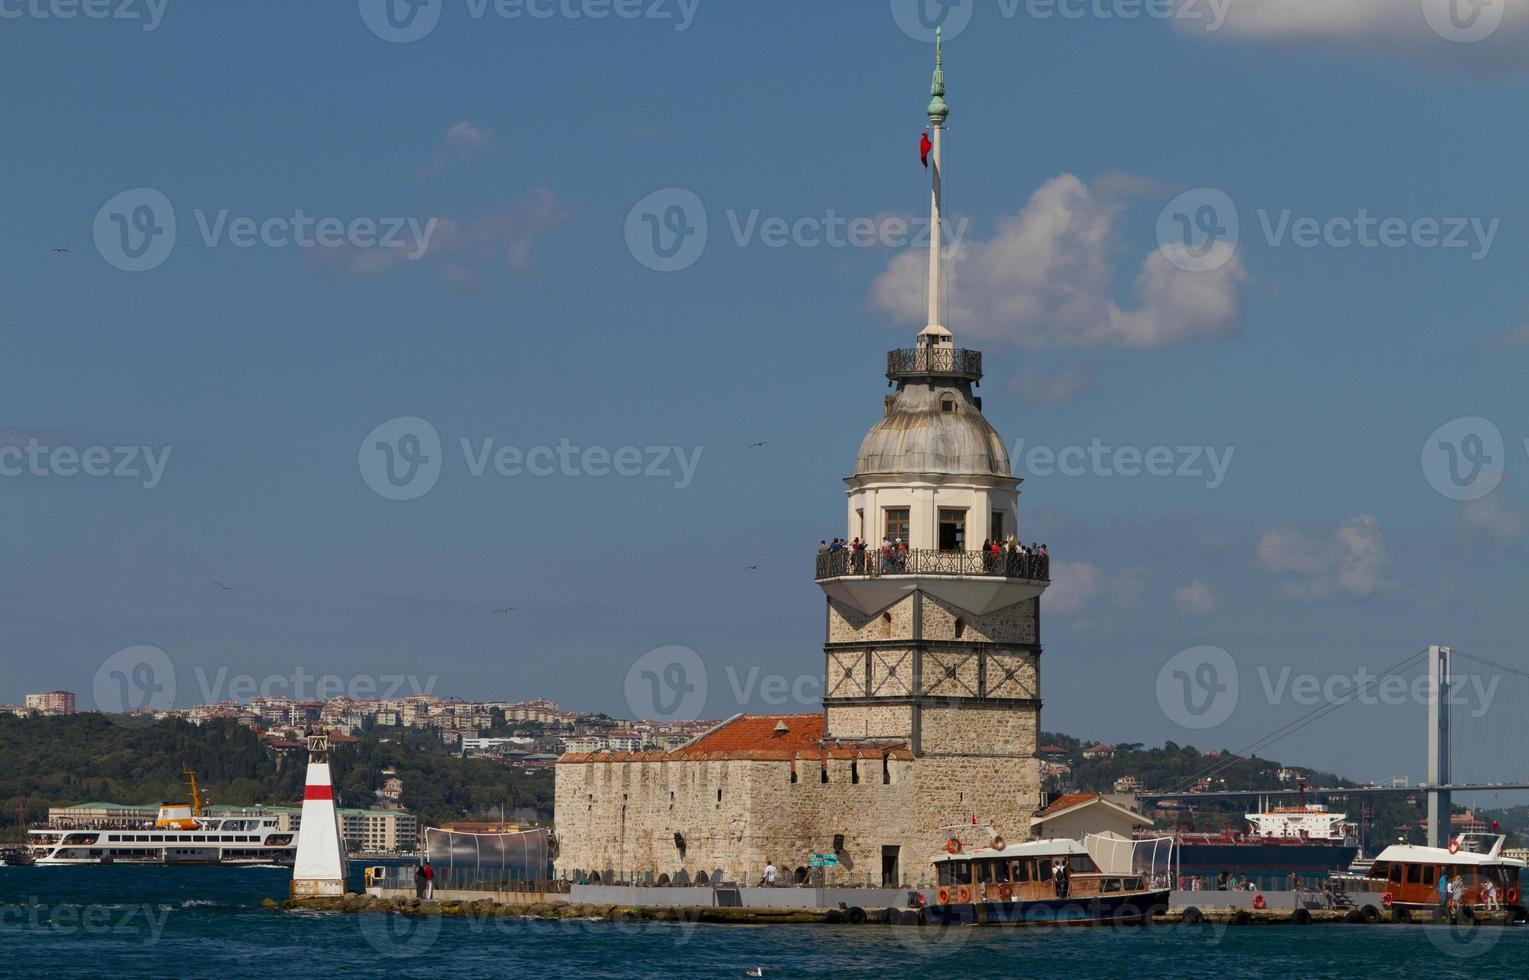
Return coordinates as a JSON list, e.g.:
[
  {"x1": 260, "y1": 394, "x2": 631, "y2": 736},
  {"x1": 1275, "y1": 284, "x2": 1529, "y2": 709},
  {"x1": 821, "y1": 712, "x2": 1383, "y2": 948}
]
[{"x1": 925, "y1": 29, "x2": 948, "y2": 333}]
